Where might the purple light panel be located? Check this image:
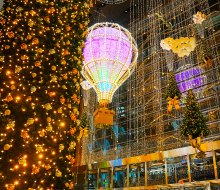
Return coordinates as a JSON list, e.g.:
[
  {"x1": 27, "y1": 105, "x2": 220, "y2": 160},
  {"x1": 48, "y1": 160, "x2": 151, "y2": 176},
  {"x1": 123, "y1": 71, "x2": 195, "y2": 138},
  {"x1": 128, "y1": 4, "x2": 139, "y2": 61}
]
[{"x1": 175, "y1": 66, "x2": 206, "y2": 93}]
